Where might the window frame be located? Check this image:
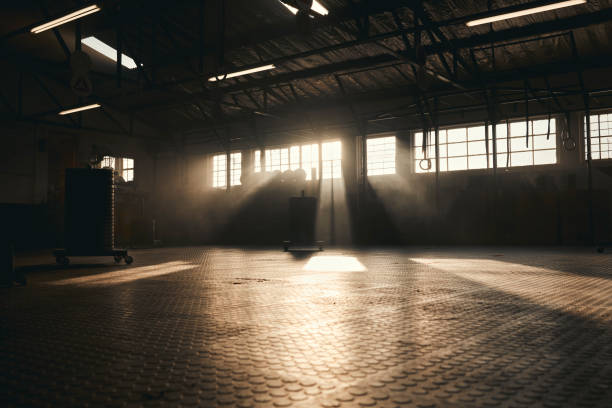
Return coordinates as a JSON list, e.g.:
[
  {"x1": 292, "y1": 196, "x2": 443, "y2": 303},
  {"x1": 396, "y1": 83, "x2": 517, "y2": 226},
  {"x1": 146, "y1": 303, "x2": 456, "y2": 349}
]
[
  {"x1": 413, "y1": 115, "x2": 558, "y2": 175},
  {"x1": 99, "y1": 155, "x2": 135, "y2": 183},
  {"x1": 122, "y1": 158, "x2": 134, "y2": 182},
  {"x1": 229, "y1": 152, "x2": 242, "y2": 187},
  {"x1": 321, "y1": 140, "x2": 342, "y2": 180},
  {"x1": 260, "y1": 142, "x2": 321, "y2": 180},
  {"x1": 366, "y1": 134, "x2": 397, "y2": 176},
  {"x1": 212, "y1": 153, "x2": 227, "y2": 189},
  {"x1": 583, "y1": 110, "x2": 612, "y2": 163}
]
